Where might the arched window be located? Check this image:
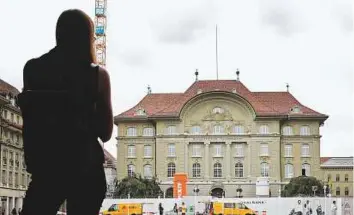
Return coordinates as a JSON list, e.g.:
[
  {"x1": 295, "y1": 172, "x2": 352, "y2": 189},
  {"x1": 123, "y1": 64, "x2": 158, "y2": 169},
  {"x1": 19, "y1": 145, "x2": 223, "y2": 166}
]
[
  {"x1": 192, "y1": 163, "x2": 201, "y2": 178},
  {"x1": 235, "y1": 162, "x2": 243, "y2": 178},
  {"x1": 327, "y1": 174, "x2": 332, "y2": 182},
  {"x1": 144, "y1": 165, "x2": 152, "y2": 179},
  {"x1": 127, "y1": 164, "x2": 135, "y2": 177},
  {"x1": 167, "y1": 163, "x2": 176, "y2": 178},
  {"x1": 166, "y1": 125, "x2": 177, "y2": 135},
  {"x1": 233, "y1": 125, "x2": 244, "y2": 134},
  {"x1": 143, "y1": 127, "x2": 154, "y2": 136},
  {"x1": 259, "y1": 125, "x2": 269, "y2": 134},
  {"x1": 345, "y1": 187, "x2": 349, "y2": 196},
  {"x1": 165, "y1": 187, "x2": 173, "y2": 198},
  {"x1": 282, "y1": 126, "x2": 293, "y2": 136},
  {"x1": 284, "y1": 164, "x2": 294, "y2": 178},
  {"x1": 260, "y1": 162, "x2": 269, "y2": 177},
  {"x1": 127, "y1": 127, "x2": 137, "y2": 136},
  {"x1": 336, "y1": 187, "x2": 340, "y2": 196},
  {"x1": 302, "y1": 163, "x2": 311, "y2": 176},
  {"x1": 300, "y1": 126, "x2": 311, "y2": 136},
  {"x1": 213, "y1": 125, "x2": 224, "y2": 134},
  {"x1": 213, "y1": 163, "x2": 222, "y2": 178}
]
